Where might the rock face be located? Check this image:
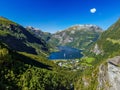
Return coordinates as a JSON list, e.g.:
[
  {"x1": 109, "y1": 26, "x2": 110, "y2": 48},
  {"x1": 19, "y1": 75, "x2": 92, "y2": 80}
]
[
  {"x1": 98, "y1": 56, "x2": 120, "y2": 90},
  {"x1": 92, "y1": 44, "x2": 102, "y2": 55},
  {"x1": 97, "y1": 64, "x2": 109, "y2": 90},
  {"x1": 108, "y1": 56, "x2": 120, "y2": 66},
  {"x1": 108, "y1": 56, "x2": 120, "y2": 90},
  {"x1": 108, "y1": 62, "x2": 120, "y2": 90}
]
